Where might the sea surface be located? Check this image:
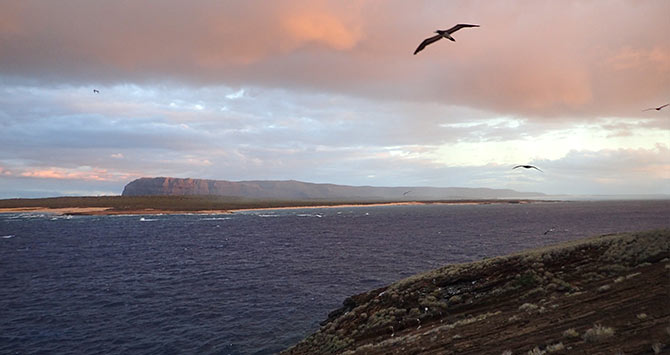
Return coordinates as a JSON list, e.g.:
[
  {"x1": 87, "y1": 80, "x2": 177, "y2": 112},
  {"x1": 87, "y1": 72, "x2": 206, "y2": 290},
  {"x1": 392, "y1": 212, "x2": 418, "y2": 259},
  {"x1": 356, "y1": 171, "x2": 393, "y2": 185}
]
[{"x1": 1, "y1": 200, "x2": 668, "y2": 354}]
